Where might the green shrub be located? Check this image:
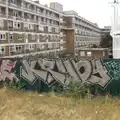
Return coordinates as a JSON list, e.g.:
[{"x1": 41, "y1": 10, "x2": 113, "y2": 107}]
[{"x1": 64, "y1": 81, "x2": 93, "y2": 99}]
